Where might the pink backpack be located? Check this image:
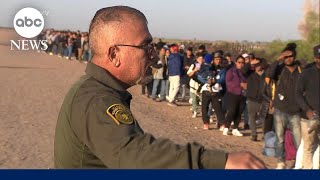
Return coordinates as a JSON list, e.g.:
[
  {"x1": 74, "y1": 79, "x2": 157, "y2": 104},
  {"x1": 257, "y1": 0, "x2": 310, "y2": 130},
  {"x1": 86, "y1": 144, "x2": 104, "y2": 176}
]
[{"x1": 284, "y1": 128, "x2": 297, "y2": 160}]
